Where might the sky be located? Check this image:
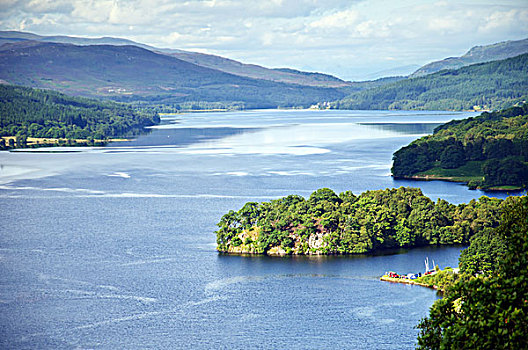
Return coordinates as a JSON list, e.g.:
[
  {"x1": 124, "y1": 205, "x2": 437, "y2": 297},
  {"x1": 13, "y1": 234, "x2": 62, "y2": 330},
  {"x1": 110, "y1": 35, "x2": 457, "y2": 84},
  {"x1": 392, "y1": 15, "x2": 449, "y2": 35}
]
[{"x1": 1, "y1": 0, "x2": 528, "y2": 80}]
